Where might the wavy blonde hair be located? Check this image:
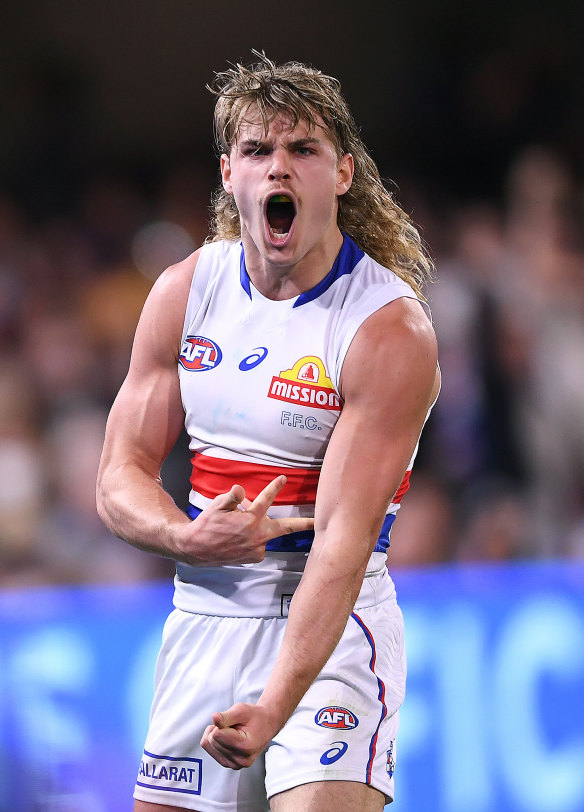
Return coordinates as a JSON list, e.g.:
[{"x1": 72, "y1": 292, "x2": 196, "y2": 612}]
[{"x1": 208, "y1": 52, "x2": 433, "y2": 297}]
